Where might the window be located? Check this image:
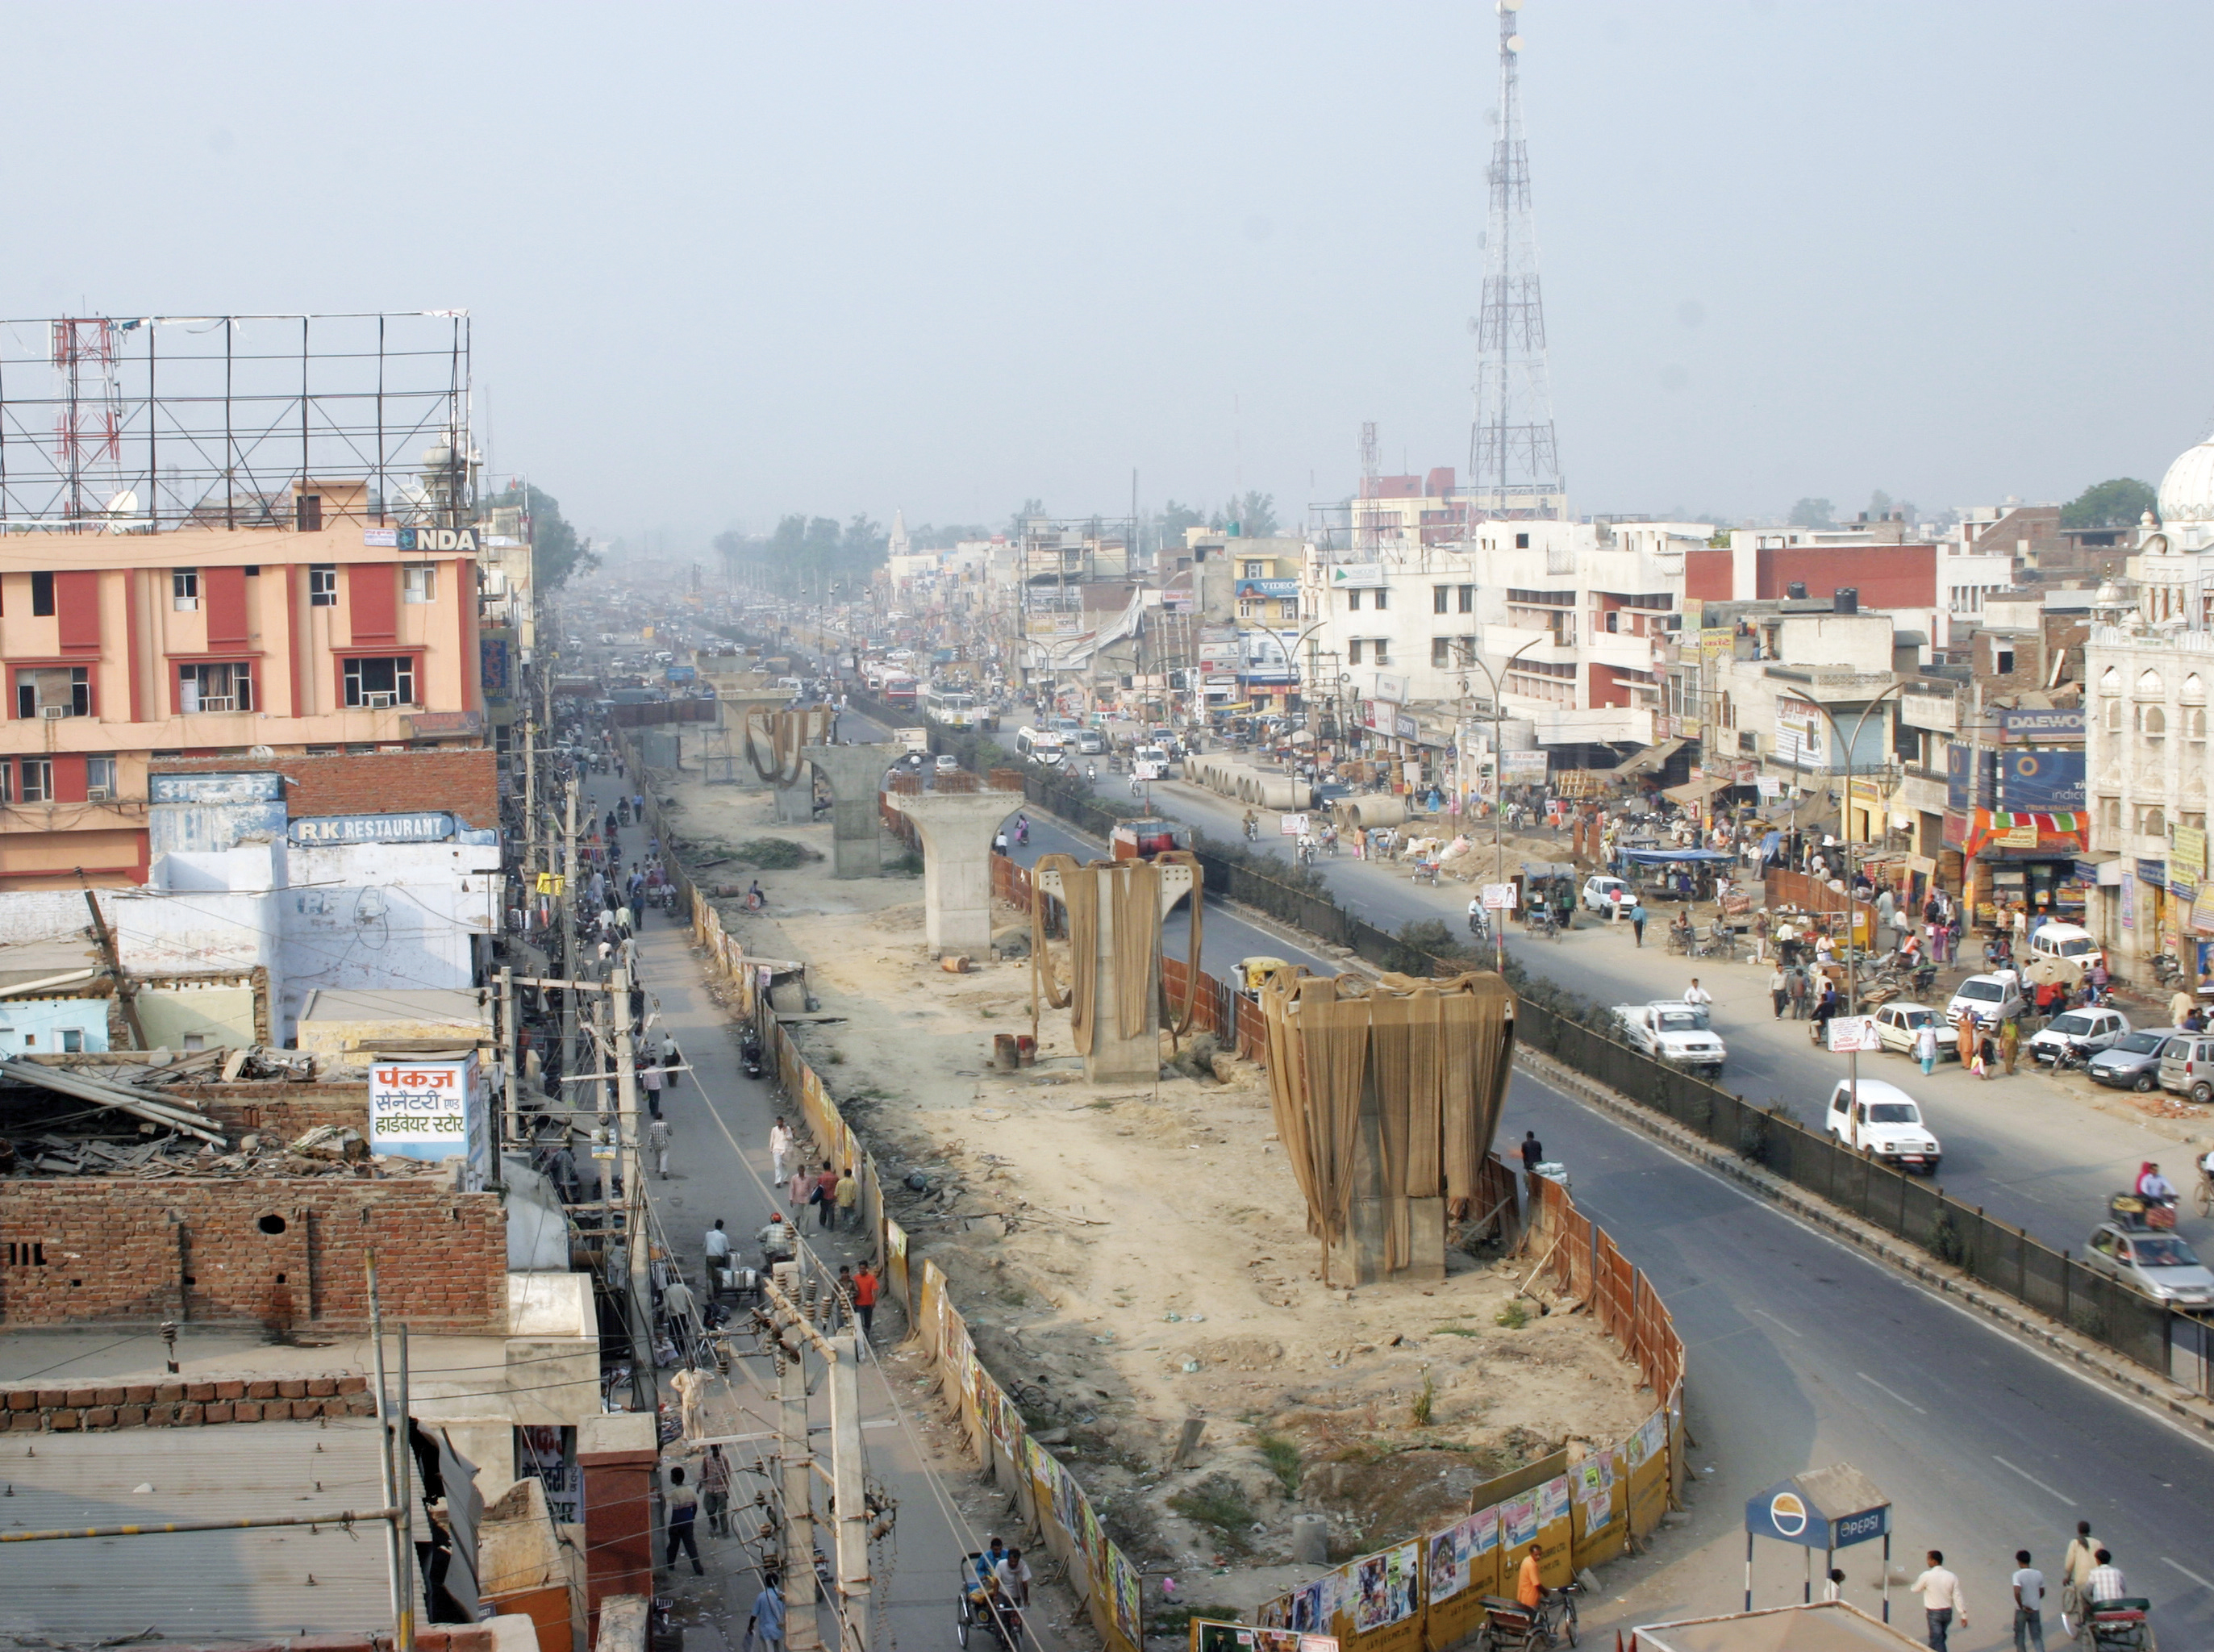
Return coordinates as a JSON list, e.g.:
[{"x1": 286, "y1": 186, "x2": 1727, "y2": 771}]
[
  {"x1": 1371, "y1": 639, "x2": 1391, "y2": 665},
  {"x1": 172, "y1": 569, "x2": 200, "y2": 611},
  {"x1": 2139, "y1": 805, "x2": 2166, "y2": 836},
  {"x1": 1346, "y1": 590, "x2": 1361, "y2": 611},
  {"x1": 310, "y1": 565, "x2": 338, "y2": 606},
  {"x1": 1348, "y1": 640, "x2": 1365, "y2": 665},
  {"x1": 402, "y1": 565, "x2": 436, "y2": 604},
  {"x1": 1237, "y1": 599, "x2": 1263, "y2": 619},
  {"x1": 0, "y1": 764, "x2": 10, "y2": 803},
  {"x1": 2139, "y1": 704, "x2": 2166, "y2": 737},
  {"x1": 1515, "y1": 532, "x2": 1530, "y2": 549},
  {"x1": 1458, "y1": 585, "x2": 1475, "y2": 613},
  {"x1": 1432, "y1": 637, "x2": 1453, "y2": 667},
  {"x1": 296, "y1": 494, "x2": 323, "y2": 532},
  {"x1": 2099, "y1": 796, "x2": 2120, "y2": 831},
  {"x1": 178, "y1": 662, "x2": 253, "y2": 713},
  {"x1": 2190, "y1": 707, "x2": 2208, "y2": 741},
  {"x1": 19, "y1": 760, "x2": 52, "y2": 803},
  {"x1": 58, "y1": 1029, "x2": 83, "y2": 1054},
  {"x1": 1995, "y1": 648, "x2": 2014, "y2": 675},
  {"x1": 1433, "y1": 586, "x2": 1451, "y2": 615},
  {"x1": 1242, "y1": 561, "x2": 1266, "y2": 579},
  {"x1": 86, "y1": 756, "x2": 115, "y2": 795},
  {"x1": 1371, "y1": 588, "x2": 1389, "y2": 611},
  {"x1": 15, "y1": 666, "x2": 88, "y2": 720},
  {"x1": 344, "y1": 656, "x2": 417, "y2": 707},
  {"x1": 30, "y1": 572, "x2": 53, "y2": 616}
]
